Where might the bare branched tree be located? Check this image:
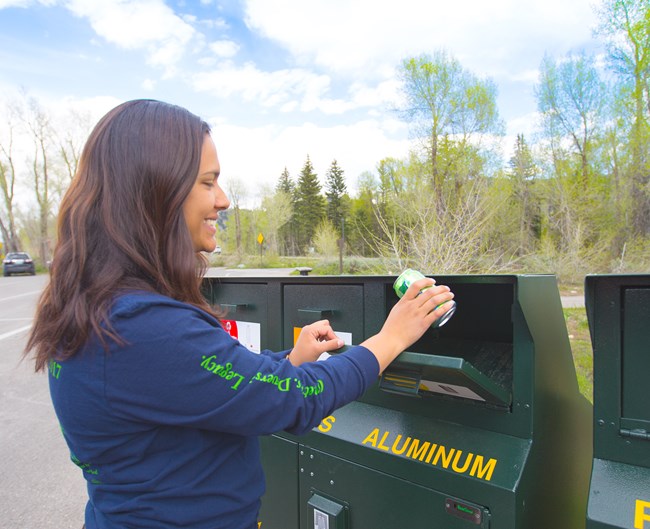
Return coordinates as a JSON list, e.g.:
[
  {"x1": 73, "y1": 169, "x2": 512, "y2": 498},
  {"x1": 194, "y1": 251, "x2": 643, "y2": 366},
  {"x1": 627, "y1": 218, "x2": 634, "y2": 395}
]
[
  {"x1": 261, "y1": 188, "x2": 293, "y2": 255},
  {"x1": 21, "y1": 95, "x2": 55, "y2": 266},
  {"x1": 225, "y1": 177, "x2": 247, "y2": 256},
  {"x1": 366, "y1": 179, "x2": 515, "y2": 274},
  {"x1": 0, "y1": 106, "x2": 20, "y2": 253},
  {"x1": 55, "y1": 107, "x2": 92, "y2": 191}
]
